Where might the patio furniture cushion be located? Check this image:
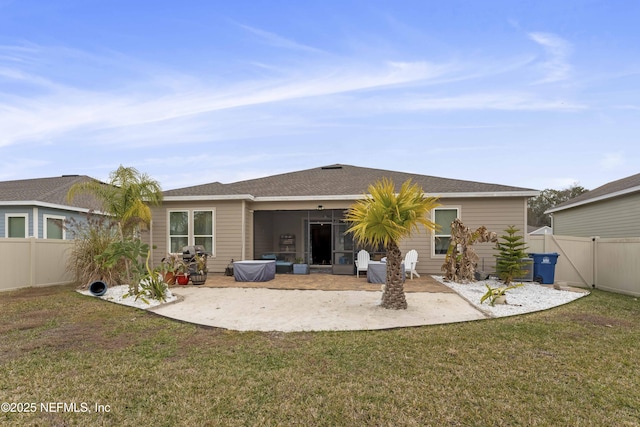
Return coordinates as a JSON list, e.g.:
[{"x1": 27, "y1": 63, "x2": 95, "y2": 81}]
[{"x1": 262, "y1": 254, "x2": 293, "y2": 273}]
